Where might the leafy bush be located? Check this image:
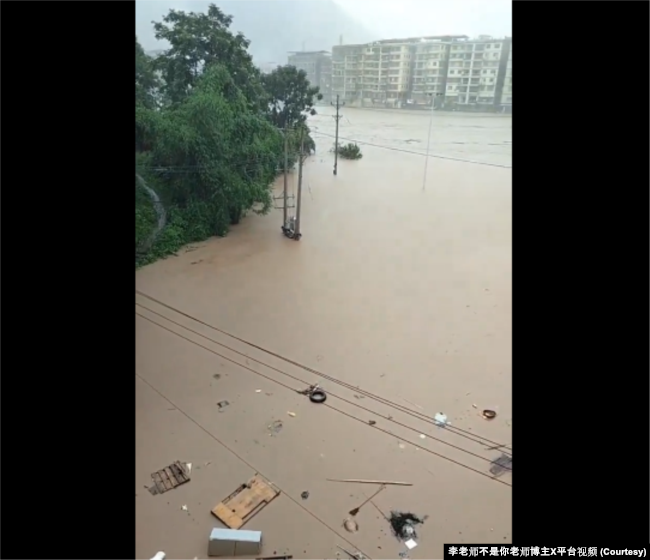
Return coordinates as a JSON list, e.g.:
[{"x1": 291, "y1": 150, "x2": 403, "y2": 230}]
[{"x1": 335, "y1": 142, "x2": 363, "y2": 160}]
